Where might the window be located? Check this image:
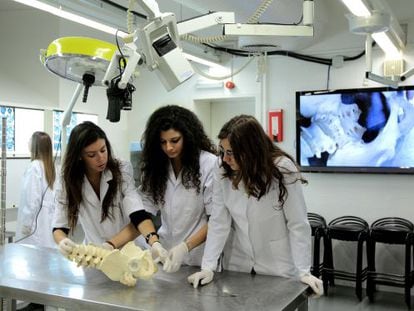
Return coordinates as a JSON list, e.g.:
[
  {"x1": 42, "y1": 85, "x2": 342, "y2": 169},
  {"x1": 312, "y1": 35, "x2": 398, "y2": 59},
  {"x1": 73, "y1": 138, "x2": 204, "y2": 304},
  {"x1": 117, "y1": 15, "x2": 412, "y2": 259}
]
[
  {"x1": 0, "y1": 106, "x2": 44, "y2": 156},
  {"x1": 52, "y1": 110, "x2": 98, "y2": 153},
  {"x1": 0, "y1": 105, "x2": 98, "y2": 157},
  {"x1": 15, "y1": 108, "x2": 44, "y2": 155}
]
